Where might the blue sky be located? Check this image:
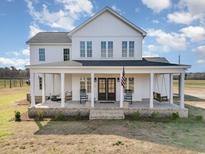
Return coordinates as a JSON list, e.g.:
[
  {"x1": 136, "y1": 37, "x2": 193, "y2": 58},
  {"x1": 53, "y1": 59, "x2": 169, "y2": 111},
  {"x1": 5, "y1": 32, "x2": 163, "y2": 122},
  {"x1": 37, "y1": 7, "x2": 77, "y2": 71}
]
[{"x1": 0, "y1": 0, "x2": 205, "y2": 72}]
